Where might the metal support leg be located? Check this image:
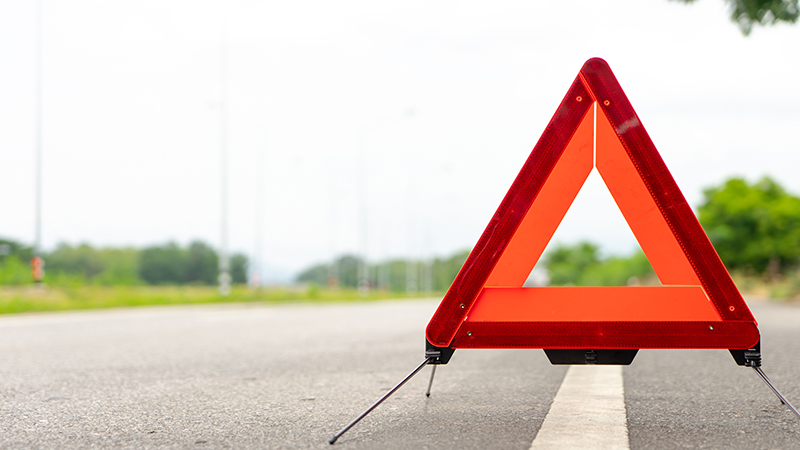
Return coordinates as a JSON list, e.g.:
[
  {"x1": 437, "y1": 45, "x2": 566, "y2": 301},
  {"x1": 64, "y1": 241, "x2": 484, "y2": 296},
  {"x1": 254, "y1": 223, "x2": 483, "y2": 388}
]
[
  {"x1": 425, "y1": 365, "x2": 437, "y2": 397},
  {"x1": 752, "y1": 366, "x2": 800, "y2": 419},
  {"x1": 329, "y1": 357, "x2": 433, "y2": 445}
]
